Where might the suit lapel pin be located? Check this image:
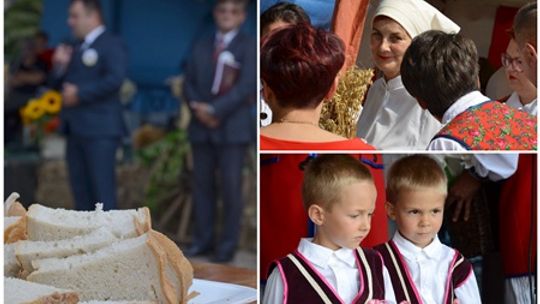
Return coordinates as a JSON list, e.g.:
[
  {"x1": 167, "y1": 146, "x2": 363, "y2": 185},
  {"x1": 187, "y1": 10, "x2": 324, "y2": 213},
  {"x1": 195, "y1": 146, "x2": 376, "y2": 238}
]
[{"x1": 82, "y1": 48, "x2": 99, "y2": 67}]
